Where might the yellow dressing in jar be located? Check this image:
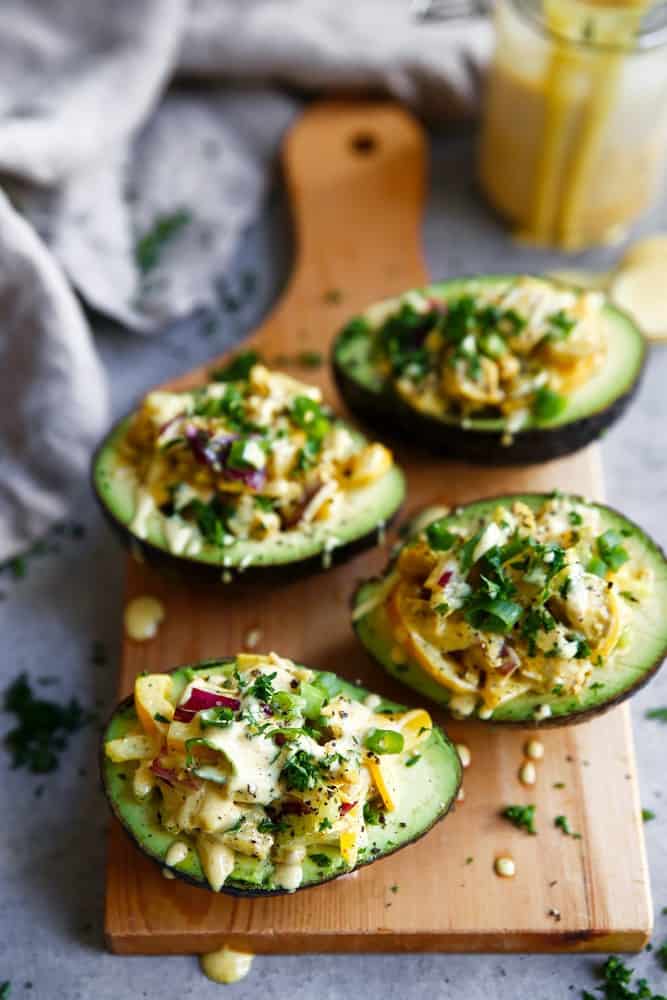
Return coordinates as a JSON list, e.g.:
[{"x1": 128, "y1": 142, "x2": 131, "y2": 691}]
[{"x1": 479, "y1": 0, "x2": 667, "y2": 249}]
